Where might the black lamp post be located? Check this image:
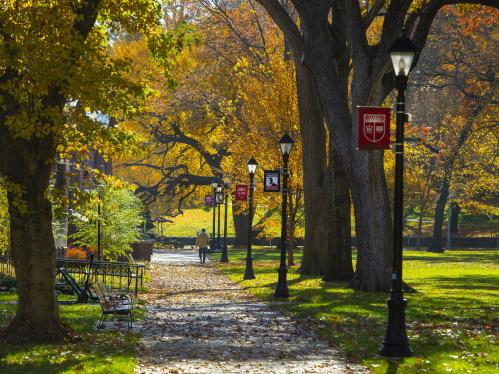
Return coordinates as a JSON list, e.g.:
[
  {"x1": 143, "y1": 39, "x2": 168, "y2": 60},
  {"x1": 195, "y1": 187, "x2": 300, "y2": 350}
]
[
  {"x1": 97, "y1": 198, "x2": 102, "y2": 260},
  {"x1": 217, "y1": 185, "x2": 222, "y2": 251},
  {"x1": 211, "y1": 179, "x2": 218, "y2": 251},
  {"x1": 274, "y1": 133, "x2": 293, "y2": 298},
  {"x1": 244, "y1": 157, "x2": 257, "y2": 280},
  {"x1": 379, "y1": 33, "x2": 416, "y2": 358},
  {"x1": 220, "y1": 183, "x2": 229, "y2": 263},
  {"x1": 96, "y1": 182, "x2": 105, "y2": 260}
]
